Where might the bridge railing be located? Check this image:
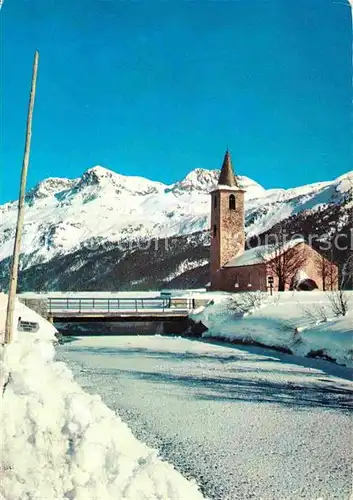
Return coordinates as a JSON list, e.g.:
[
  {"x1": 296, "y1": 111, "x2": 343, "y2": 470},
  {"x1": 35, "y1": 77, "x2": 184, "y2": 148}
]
[{"x1": 48, "y1": 297, "x2": 195, "y2": 314}]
